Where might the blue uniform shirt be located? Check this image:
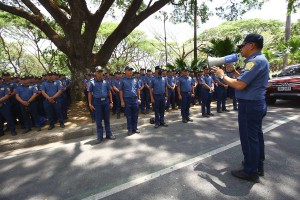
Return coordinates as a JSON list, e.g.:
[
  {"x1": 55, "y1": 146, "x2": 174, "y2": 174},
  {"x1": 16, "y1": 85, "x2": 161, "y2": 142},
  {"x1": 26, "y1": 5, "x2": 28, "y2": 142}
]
[
  {"x1": 112, "y1": 78, "x2": 122, "y2": 90},
  {"x1": 145, "y1": 75, "x2": 153, "y2": 86},
  {"x1": 3, "y1": 81, "x2": 16, "y2": 95},
  {"x1": 0, "y1": 83, "x2": 9, "y2": 103},
  {"x1": 136, "y1": 78, "x2": 144, "y2": 89},
  {"x1": 150, "y1": 76, "x2": 167, "y2": 94},
  {"x1": 140, "y1": 74, "x2": 147, "y2": 86},
  {"x1": 87, "y1": 78, "x2": 111, "y2": 98},
  {"x1": 120, "y1": 77, "x2": 140, "y2": 98},
  {"x1": 167, "y1": 76, "x2": 176, "y2": 87},
  {"x1": 41, "y1": 80, "x2": 63, "y2": 97},
  {"x1": 16, "y1": 84, "x2": 38, "y2": 101},
  {"x1": 236, "y1": 51, "x2": 269, "y2": 100},
  {"x1": 177, "y1": 76, "x2": 193, "y2": 92},
  {"x1": 201, "y1": 74, "x2": 213, "y2": 87}
]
